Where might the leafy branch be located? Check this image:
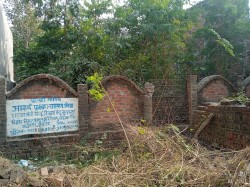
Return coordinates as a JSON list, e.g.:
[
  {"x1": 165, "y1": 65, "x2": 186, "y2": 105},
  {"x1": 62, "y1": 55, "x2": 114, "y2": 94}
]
[{"x1": 209, "y1": 29, "x2": 235, "y2": 57}]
